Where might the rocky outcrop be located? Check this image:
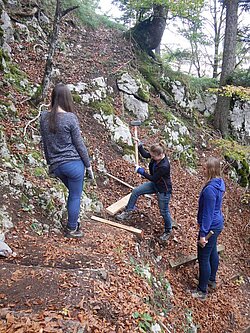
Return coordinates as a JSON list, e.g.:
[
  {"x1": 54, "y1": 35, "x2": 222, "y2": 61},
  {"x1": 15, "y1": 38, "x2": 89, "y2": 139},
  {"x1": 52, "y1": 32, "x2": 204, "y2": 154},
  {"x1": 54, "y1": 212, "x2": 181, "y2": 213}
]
[
  {"x1": 230, "y1": 101, "x2": 250, "y2": 144},
  {"x1": 117, "y1": 73, "x2": 149, "y2": 121},
  {"x1": 0, "y1": 6, "x2": 14, "y2": 56},
  {"x1": 68, "y1": 77, "x2": 113, "y2": 104},
  {"x1": 170, "y1": 80, "x2": 250, "y2": 144}
]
